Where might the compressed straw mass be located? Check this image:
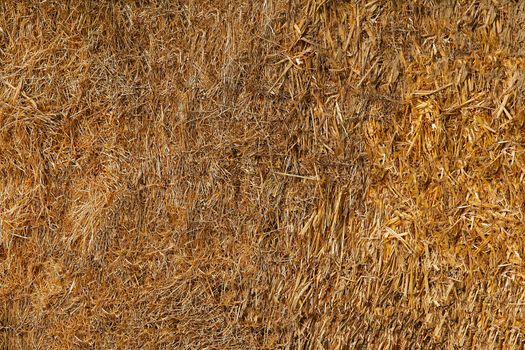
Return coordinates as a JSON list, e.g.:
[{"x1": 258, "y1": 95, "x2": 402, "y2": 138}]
[{"x1": 1, "y1": 1, "x2": 525, "y2": 349}]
